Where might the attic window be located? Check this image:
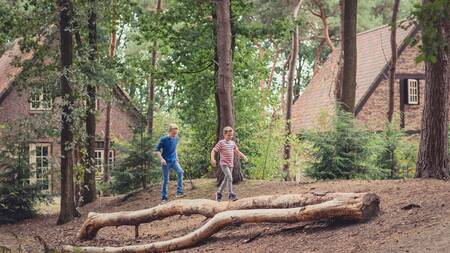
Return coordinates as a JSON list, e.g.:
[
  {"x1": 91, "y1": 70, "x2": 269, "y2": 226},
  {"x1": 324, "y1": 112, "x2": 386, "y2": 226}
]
[
  {"x1": 407, "y1": 79, "x2": 419, "y2": 105},
  {"x1": 30, "y1": 87, "x2": 52, "y2": 111}
]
